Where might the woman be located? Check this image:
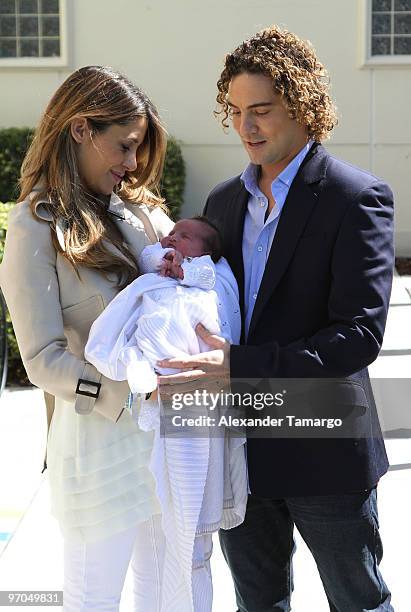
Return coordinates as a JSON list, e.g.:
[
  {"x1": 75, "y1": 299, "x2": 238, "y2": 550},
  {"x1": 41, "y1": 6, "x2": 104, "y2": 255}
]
[{"x1": 0, "y1": 66, "x2": 174, "y2": 611}]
